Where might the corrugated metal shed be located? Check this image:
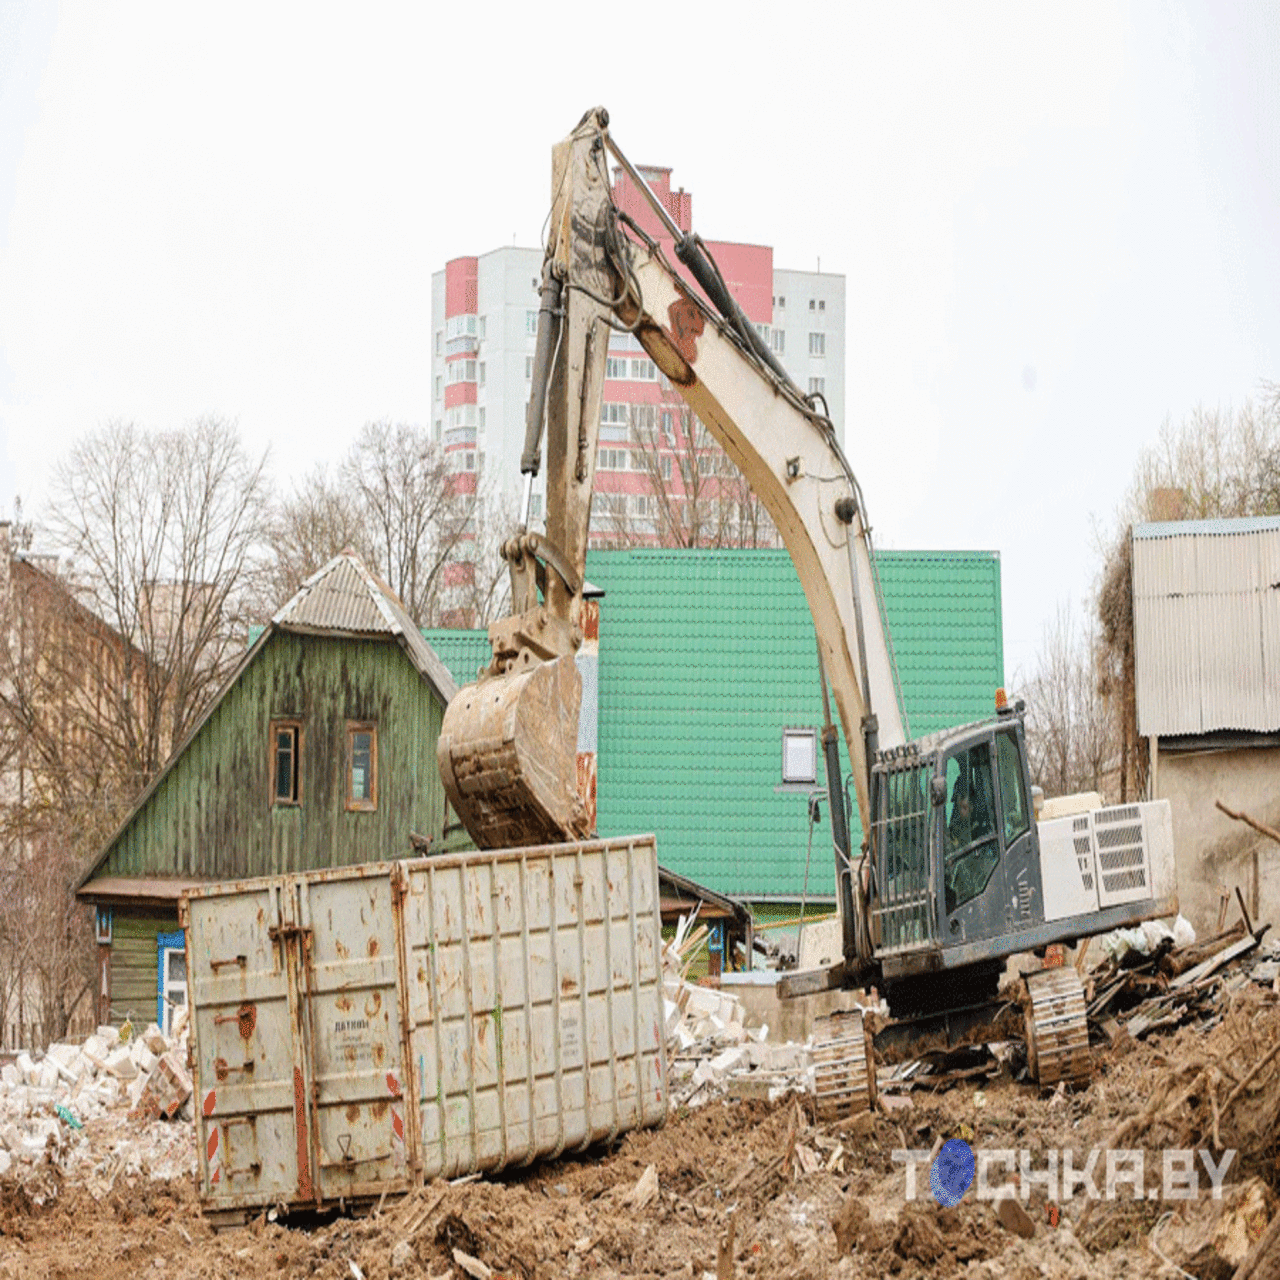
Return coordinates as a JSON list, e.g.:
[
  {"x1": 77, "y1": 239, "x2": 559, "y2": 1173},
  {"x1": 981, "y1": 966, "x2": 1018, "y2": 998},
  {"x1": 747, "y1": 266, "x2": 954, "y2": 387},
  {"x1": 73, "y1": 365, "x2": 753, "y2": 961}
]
[
  {"x1": 1133, "y1": 517, "x2": 1280, "y2": 737},
  {"x1": 428, "y1": 547, "x2": 1003, "y2": 899}
]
